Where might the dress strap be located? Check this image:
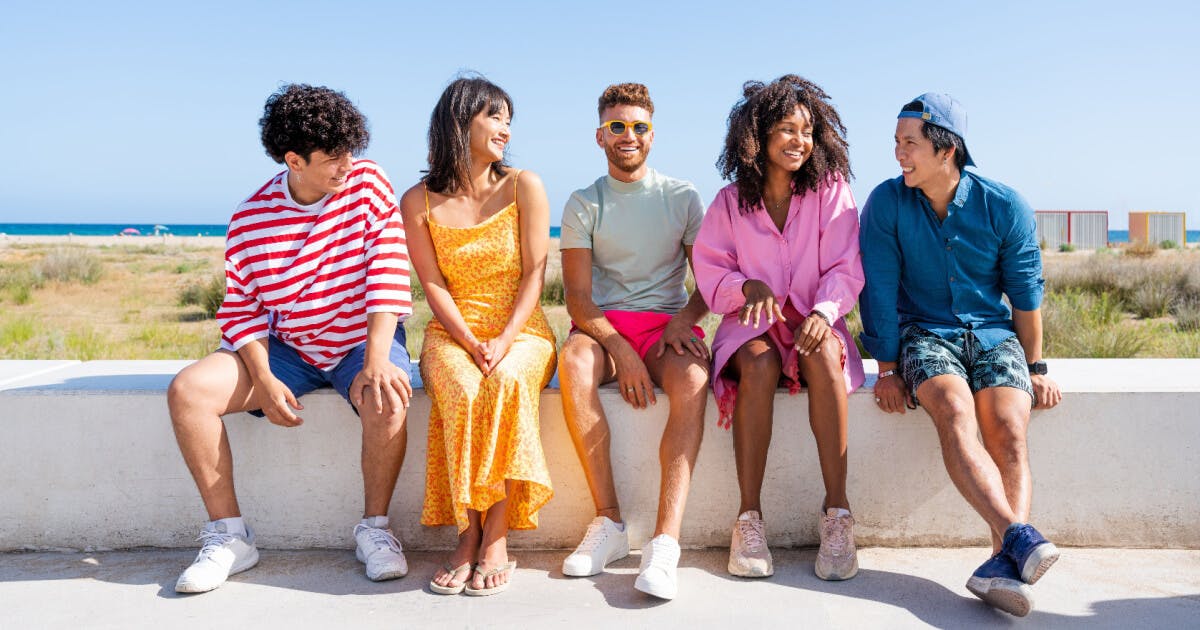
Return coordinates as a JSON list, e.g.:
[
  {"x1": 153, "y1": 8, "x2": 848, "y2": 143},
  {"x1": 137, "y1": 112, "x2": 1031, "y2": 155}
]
[
  {"x1": 512, "y1": 169, "x2": 522, "y2": 206},
  {"x1": 423, "y1": 183, "x2": 430, "y2": 221}
]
